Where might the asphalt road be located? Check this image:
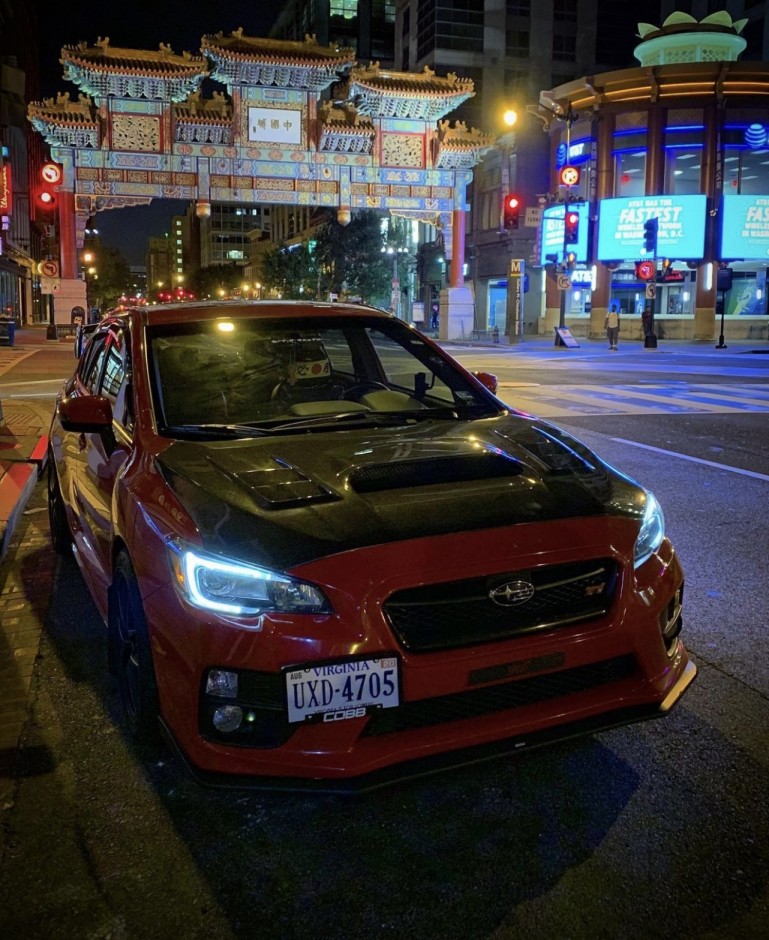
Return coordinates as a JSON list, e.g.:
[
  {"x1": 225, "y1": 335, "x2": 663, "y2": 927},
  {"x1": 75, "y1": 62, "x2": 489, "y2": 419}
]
[{"x1": 1, "y1": 339, "x2": 768, "y2": 939}]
